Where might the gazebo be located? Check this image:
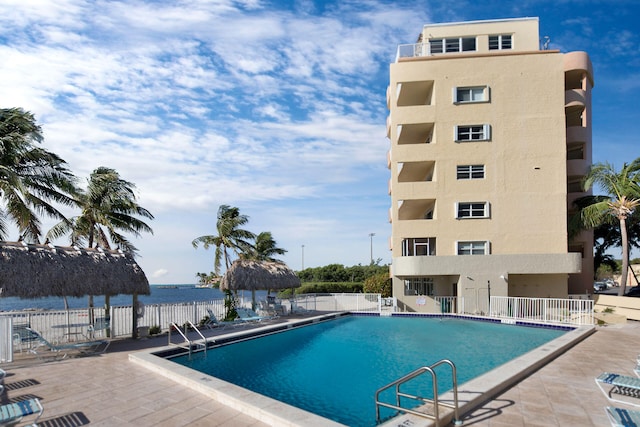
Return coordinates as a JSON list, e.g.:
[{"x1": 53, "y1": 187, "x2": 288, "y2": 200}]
[
  {"x1": 0, "y1": 241, "x2": 149, "y2": 298},
  {"x1": 220, "y1": 259, "x2": 301, "y2": 311},
  {"x1": 0, "y1": 241, "x2": 149, "y2": 339}
]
